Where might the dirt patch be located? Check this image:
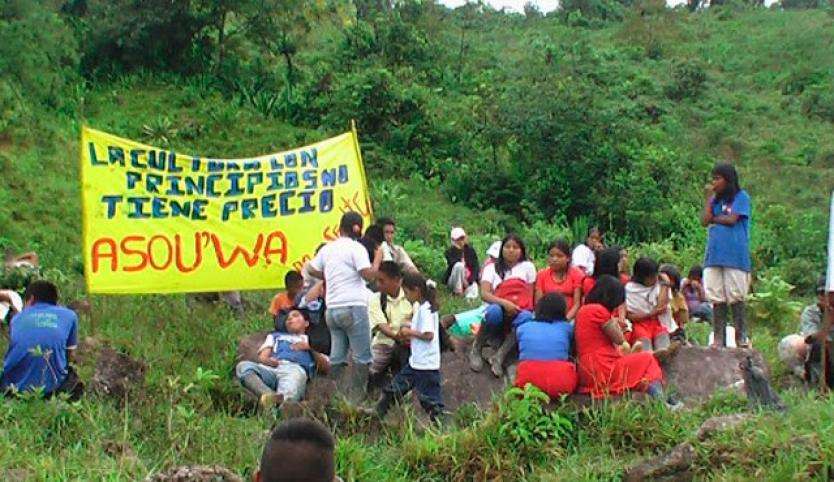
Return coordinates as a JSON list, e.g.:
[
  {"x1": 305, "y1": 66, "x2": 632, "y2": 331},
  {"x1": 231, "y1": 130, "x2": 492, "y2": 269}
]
[
  {"x1": 145, "y1": 465, "x2": 242, "y2": 482},
  {"x1": 91, "y1": 346, "x2": 147, "y2": 400}
]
